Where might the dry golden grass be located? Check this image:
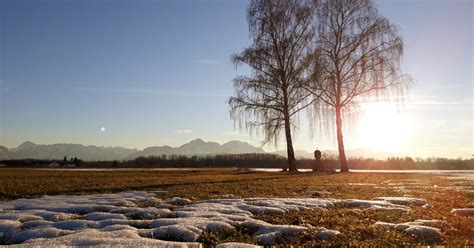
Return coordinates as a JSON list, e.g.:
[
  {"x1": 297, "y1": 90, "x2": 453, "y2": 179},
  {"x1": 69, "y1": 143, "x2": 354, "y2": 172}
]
[{"x1": 0, "y1": 168, "x2": 472, "y2": 246}]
